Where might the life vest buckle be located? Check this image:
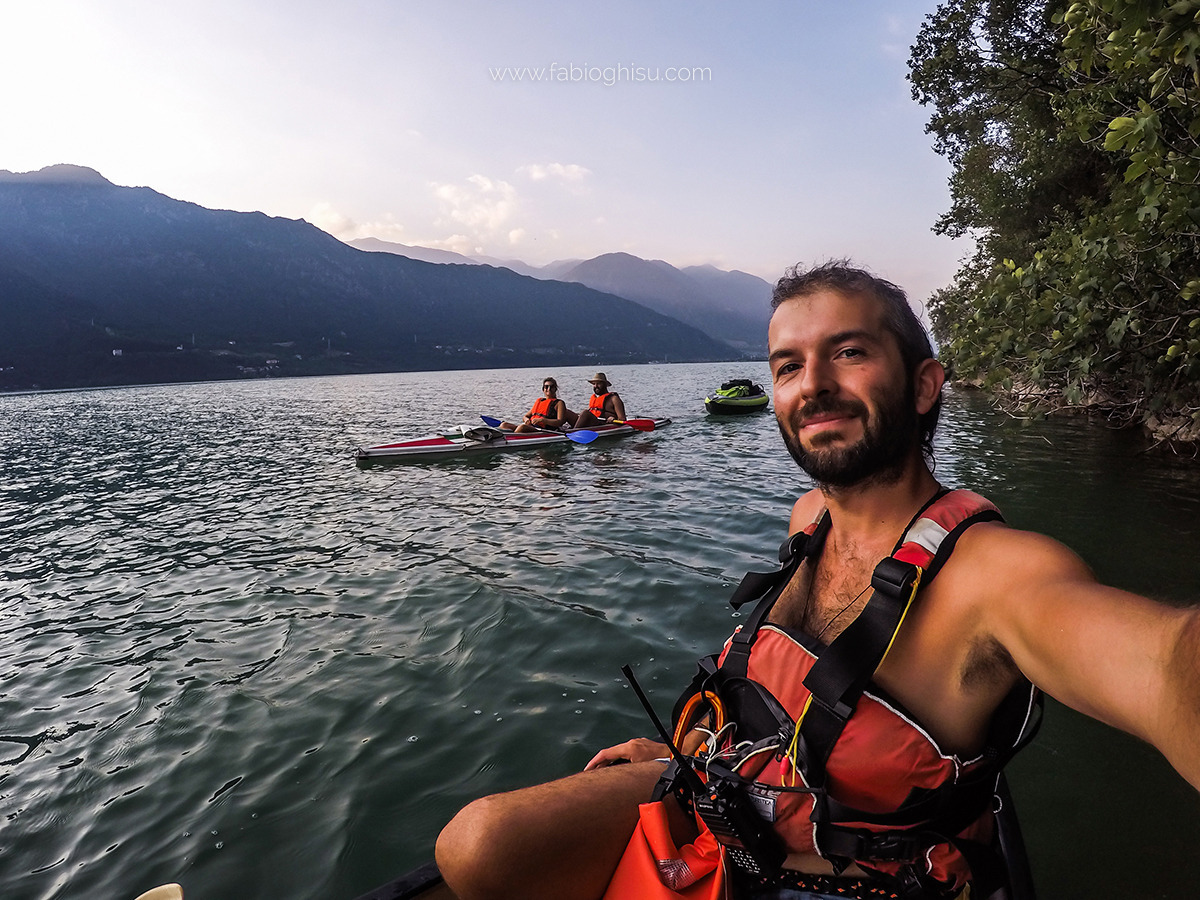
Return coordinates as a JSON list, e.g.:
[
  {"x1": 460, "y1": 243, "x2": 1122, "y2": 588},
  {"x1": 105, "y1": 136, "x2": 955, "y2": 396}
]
[
  {"x1": 778, "y1": 531, "x2": 808, "y2": 564},
  {"x1": 868, "y1": 831, "x2": 923, "y2": 862},
  {"x1": 870, "y1": 557, "x2": 918, "y2": 599},
  {"x1": 824, "y1": 827, "x2": 924, "y2": 863},
  {"x1": 812, "y1": 693, "x2": 854, "y2": 722}
]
